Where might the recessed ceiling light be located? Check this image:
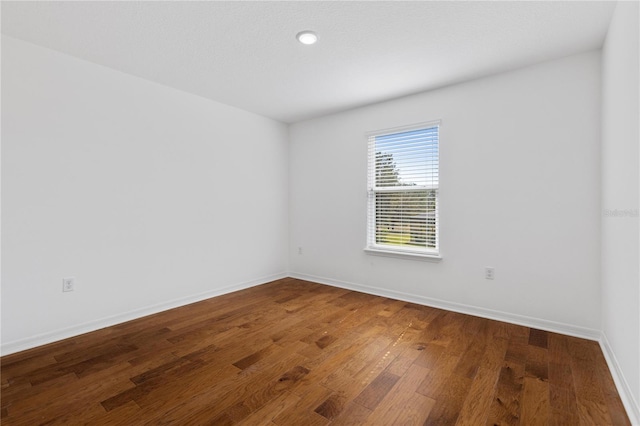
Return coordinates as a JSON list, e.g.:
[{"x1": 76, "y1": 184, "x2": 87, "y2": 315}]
[{"x1": 296, "y1": 31, "x2": 318, "y2": 45}]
